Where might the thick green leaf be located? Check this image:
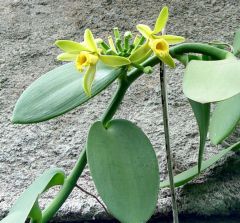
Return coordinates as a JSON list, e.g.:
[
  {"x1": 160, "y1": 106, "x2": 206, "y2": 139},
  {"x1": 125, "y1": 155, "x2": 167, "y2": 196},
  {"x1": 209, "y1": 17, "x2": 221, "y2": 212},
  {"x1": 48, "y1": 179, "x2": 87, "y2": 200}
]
[
  {"x1": 0, "y1": 168, "x2": 65, "y2": 223},
  {"x1": 87, "y1": 119, "x2": 159, "y2": 223},
  {"x1": 160, "y1": 140, "x2": 240, "y2": 188},
  {"x1": 189, "y1": 99, "x2": 210, "y2": 173},
  {"x1": 233, "y1": 29, "x2": 240, "y2": 56},
  {"x1": 12, "y1": 62, "x2": 124, "y2": 124},
  {"x1": 210, "y1": 93, "x2": 240, "y2": 145},
  {"x1": 183, "y1": 59, "x2": 240, "y2": 103}
]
